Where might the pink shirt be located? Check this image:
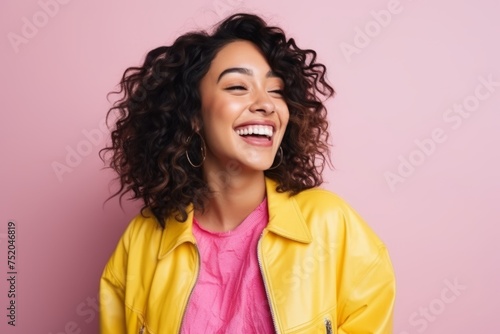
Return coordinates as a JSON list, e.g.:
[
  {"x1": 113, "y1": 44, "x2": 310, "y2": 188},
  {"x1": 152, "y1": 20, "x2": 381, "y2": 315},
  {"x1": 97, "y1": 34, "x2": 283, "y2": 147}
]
[{"x1": 180, "y1": 198, "x2": 275, "y2": 334}]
